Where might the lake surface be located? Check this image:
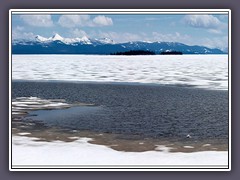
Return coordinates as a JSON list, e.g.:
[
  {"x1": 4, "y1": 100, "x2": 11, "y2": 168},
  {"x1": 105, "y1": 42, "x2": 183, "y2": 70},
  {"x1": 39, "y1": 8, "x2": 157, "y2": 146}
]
[
  {"x1": 12, "y1": 82, "x2": 228, "y2": 144},
  {"x1": 12, "y1": 55, "x2": 228, "y2": 90}
]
